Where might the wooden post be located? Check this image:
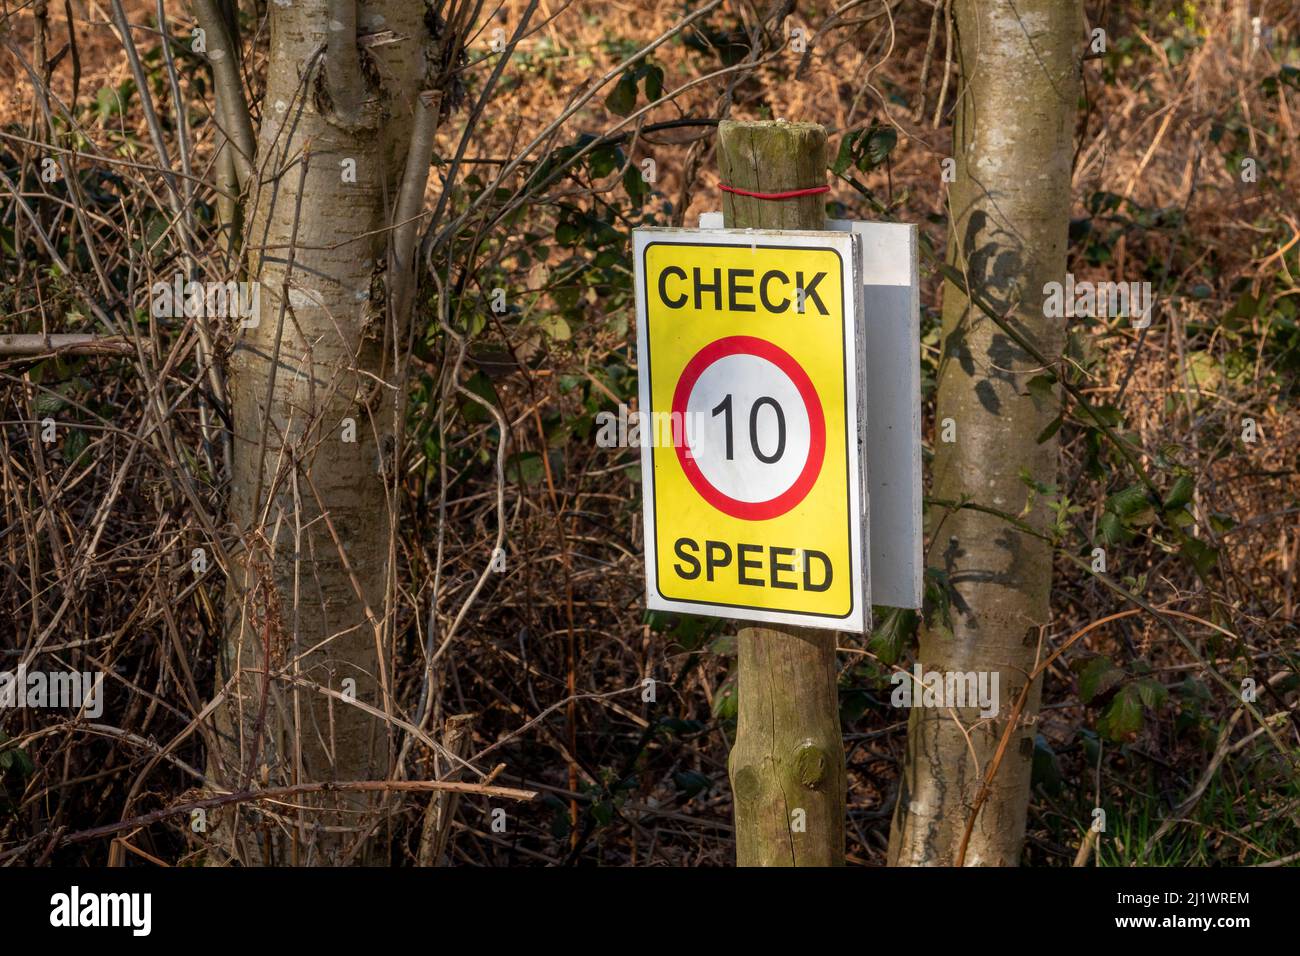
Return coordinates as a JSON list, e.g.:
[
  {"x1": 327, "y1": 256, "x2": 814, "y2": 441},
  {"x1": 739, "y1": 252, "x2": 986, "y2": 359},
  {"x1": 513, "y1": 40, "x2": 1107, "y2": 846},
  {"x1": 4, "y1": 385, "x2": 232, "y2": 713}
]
[{"x1": 717, "y1": 120, "x2": 846, "y2": 866}]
